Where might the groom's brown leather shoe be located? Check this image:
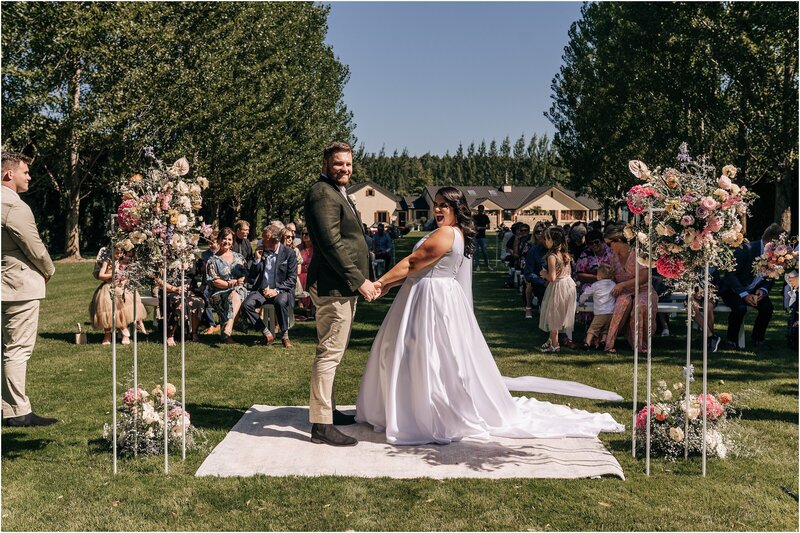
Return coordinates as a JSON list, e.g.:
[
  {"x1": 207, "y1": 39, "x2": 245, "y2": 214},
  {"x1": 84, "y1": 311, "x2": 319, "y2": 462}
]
[
  {"x1": 332, "y1": 409, "x2": 356, "y2": 425},
  {"x1": 311, "y1": 423, "x2": 357, "y2": 446}
]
